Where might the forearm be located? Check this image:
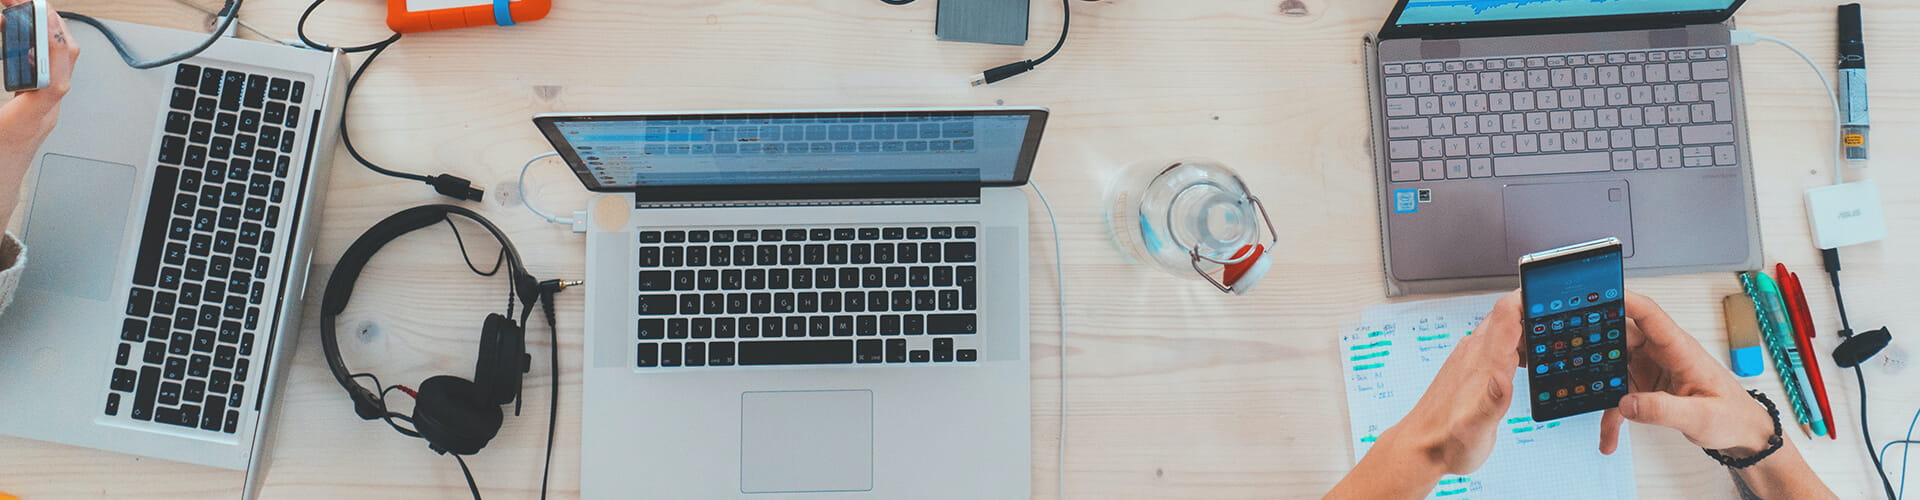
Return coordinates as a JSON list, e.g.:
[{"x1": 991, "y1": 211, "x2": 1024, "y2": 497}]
[
  {"x1": 1324, "y1": 427, "x2": 1446, "y2": 500},
  {"x1": 1728, "y1": 440, "x2": 1837, "y2": 500}
]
